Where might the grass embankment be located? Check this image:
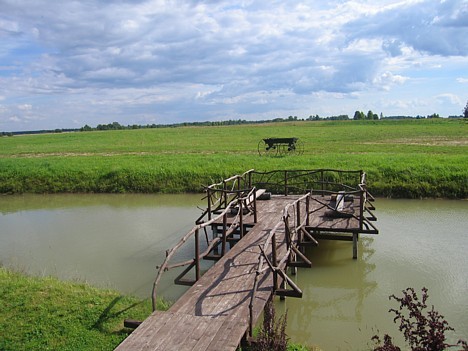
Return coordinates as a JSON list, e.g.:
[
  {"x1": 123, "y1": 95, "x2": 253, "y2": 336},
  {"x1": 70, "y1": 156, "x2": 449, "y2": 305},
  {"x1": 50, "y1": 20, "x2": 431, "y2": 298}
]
[
  {"x1": 0, "y1": 268, "x2": 310, "y2": 351},
  {"x1": 0, "y1": 267, "x2": 168, "y2": 351},
  {"x1": 1, "y1": 119, "x2": 467, "y2": 198}
]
